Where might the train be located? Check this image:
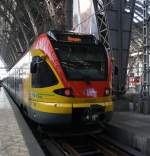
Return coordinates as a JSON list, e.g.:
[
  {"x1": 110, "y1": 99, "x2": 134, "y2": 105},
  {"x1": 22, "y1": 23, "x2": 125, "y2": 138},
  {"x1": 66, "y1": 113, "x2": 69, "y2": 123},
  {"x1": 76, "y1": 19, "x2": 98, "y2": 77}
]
[{"x1": 3, "y1": 30, "x2": 113, "y2": 126}]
